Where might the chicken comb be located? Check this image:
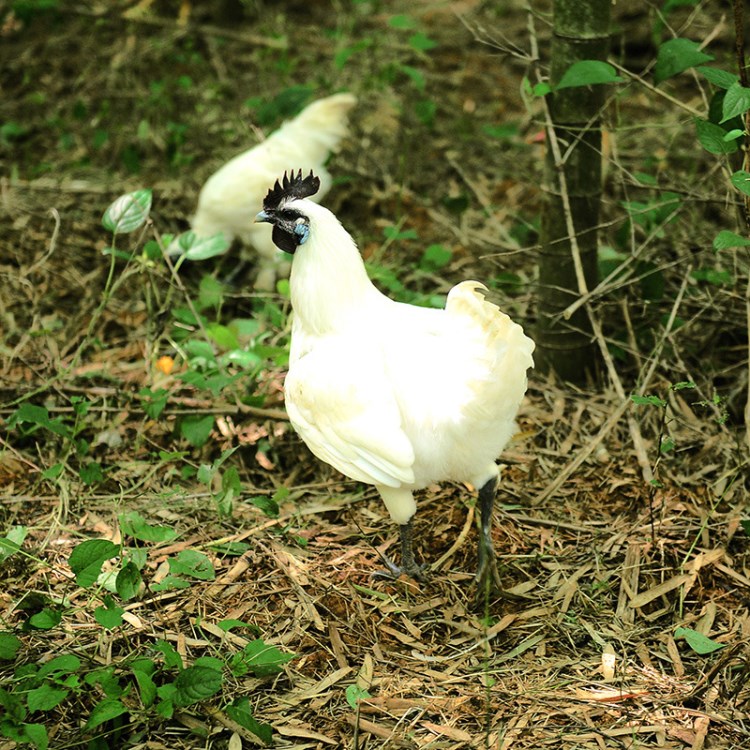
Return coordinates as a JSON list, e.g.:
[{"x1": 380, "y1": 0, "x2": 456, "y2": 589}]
[{"x1": 264, "y1": 169, "x2": 321, "y2": 211}]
